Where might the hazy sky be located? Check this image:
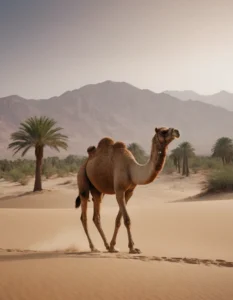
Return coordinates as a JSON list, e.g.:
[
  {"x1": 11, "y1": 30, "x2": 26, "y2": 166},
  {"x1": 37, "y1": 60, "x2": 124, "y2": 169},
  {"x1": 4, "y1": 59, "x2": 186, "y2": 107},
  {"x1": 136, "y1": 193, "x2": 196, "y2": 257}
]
[{"x1": 1, "y1": 0, "x2": 233, "y2": 98}]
